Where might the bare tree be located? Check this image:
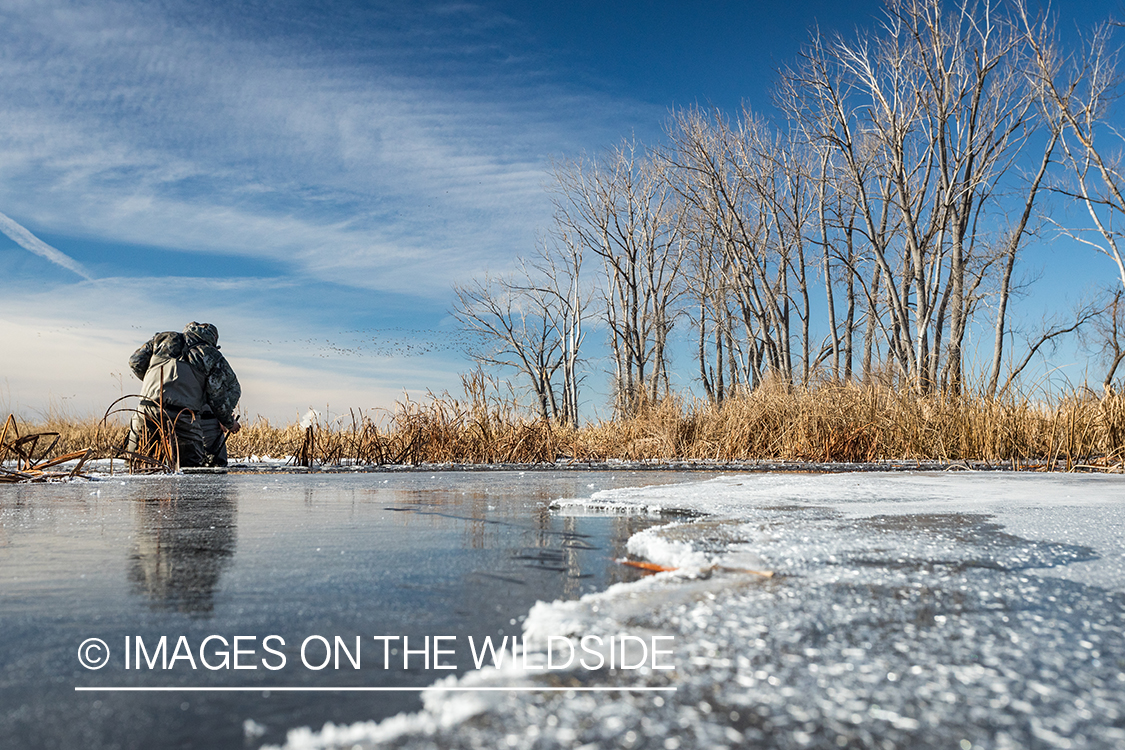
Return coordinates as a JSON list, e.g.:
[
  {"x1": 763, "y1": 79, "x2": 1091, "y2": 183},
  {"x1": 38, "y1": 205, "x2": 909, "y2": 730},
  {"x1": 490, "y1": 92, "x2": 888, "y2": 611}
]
[
  {"x1": 1095, "y1": 291, "x2": 1125, "y2": 390},
  {"x1": 521, "y1": 232, "x2": 590, "y2": 427},
  {"x1": 680, "y1": 204, "x2": 742, "y2": 402},
  {"x1": 449, "y1": 0, "x2": 1104, "y2": 415},
  {"x1": 452, "y1": 272, "x2": 560, "y2": 420},
  {"x1": 779, "y1": 0, "x2": 1059, "y2": 394},
  {"x1": 995, "y1": 299, "x2": 1105, "y2": 396},
  {"x1": 552, "y1": 141, "x2": 687, "y2": 415},
  {"x1": 451, "y1": 236, "x2": 589, "y2": 424},
  {"x1": 666, "y1": 108, "x2": 808, "y2": 388},
  {"x1": 985, "y1": 125, "x2": 1059, "y2": 397},
  {"x1": 1020, "y1": 2, "x2": 1125, "y2": 291}
]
